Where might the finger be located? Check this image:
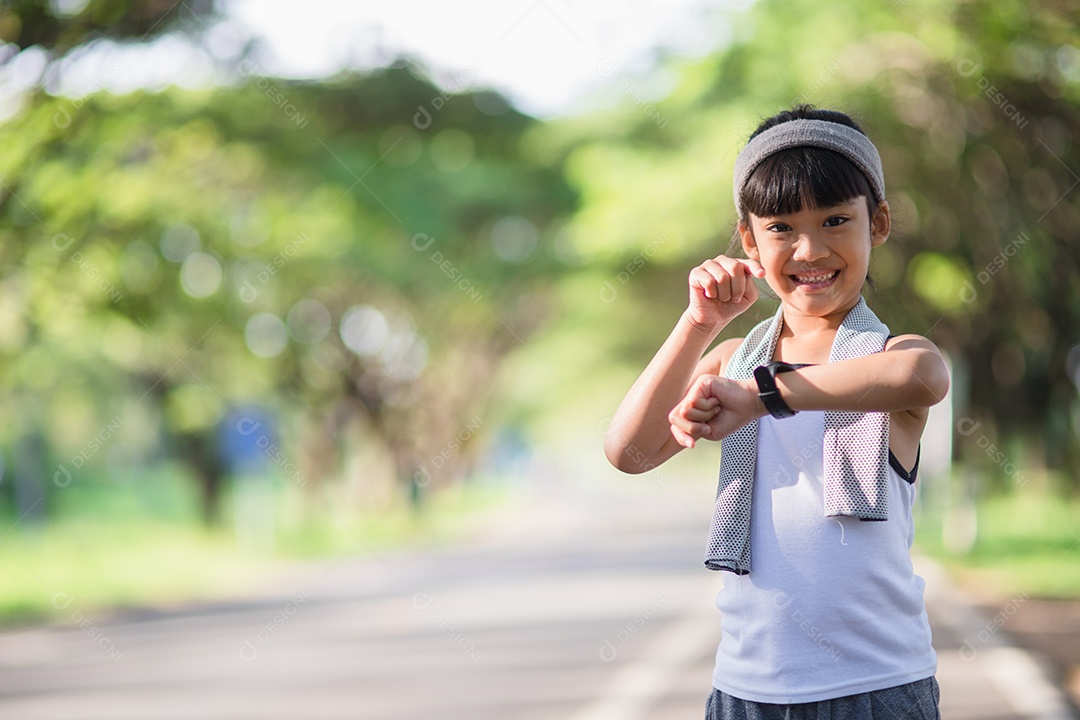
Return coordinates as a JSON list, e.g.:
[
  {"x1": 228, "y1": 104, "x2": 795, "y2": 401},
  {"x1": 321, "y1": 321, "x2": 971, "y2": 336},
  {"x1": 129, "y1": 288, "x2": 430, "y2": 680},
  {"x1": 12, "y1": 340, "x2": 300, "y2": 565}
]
[
  {"x1": 713, "y1": 270, "x2": 731, "y2": 302},
  {"x1": 668, "y1": 409, "x2": 699, "y2": 439},
  {"x1": 741, "y1": 277, "x2": 759, "y2": 306},
  {"x1": 670, "y1": 399, "x2": 714, "y2": 437},
  {"x1": 689, "y1": 267, "x2": 718, "y2": 300},
  {"x1": 681, "y1": 375, "x2": 712, "y2": 405},
  {"x1": 729, "y1": 263, "x2": 746, "y2": 303},
  {"x1": 696, "y1": 374, "x2": 721, "y2": 400},
  {"x1": 692, "y1": 395, "x2": 720, "y2": 410},
  {"x1": 670, "y1": 423, "x2": 696, "y2": 448},
  {"x1": 682, "y1": 406, "x2": 720, "y2": 422},
  {"x1": 716, "y1": 257, "x2": 758, "y2": 303},
  {"x1": 700, "y1": 260, "x2": 731, "y2": 303},
  {"x1": 688, "y1": 268, "x2": 705, "y2": 298},
  {"x1": 737, "y1": 258, "x2": 767, "y2": 278}
]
